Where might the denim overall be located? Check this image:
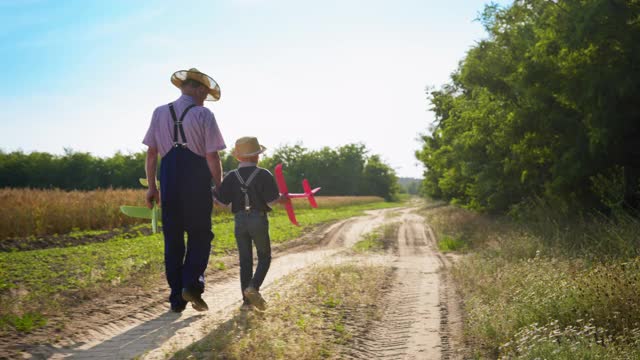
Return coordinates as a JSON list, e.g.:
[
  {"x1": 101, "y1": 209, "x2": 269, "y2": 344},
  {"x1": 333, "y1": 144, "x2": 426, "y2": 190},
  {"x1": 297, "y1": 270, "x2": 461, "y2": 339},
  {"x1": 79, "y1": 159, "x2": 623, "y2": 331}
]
[
  {"x1": 160, "y1": 103, "x2": 213, "y2": 309},
  {"x1": 231, "y1": 168, "x2": 272, "y2": 302}
]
